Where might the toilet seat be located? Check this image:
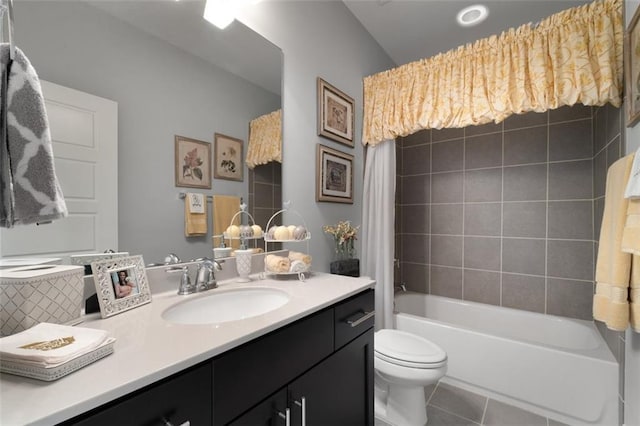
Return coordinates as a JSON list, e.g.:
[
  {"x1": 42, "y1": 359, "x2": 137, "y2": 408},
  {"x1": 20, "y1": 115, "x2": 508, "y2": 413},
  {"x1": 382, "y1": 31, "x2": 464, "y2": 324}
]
[{"x1": 375, "y1": 329, "x2": 447, "y2": 369}]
